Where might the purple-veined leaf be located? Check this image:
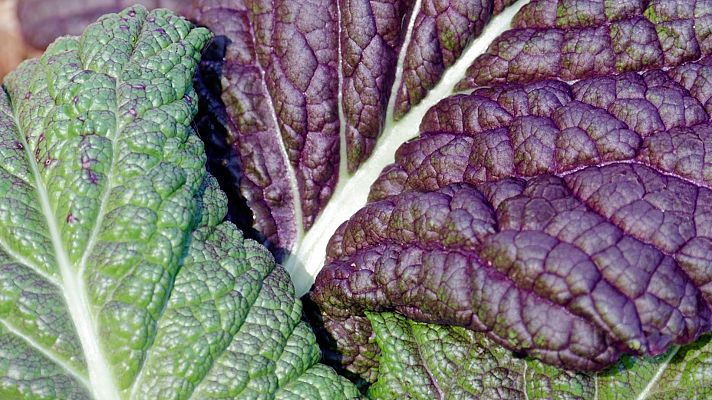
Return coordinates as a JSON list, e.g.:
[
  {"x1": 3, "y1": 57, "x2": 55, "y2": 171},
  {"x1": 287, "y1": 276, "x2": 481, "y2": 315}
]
[
  {"x1": 309, "y1": 0, "x2": 712, "y2": 380},
  {"x1": 191, "y1": 0, "x2": 712, "y2": 395},
  {"x1": 192, "y1": 0, "x2": 531, "y2": 294}
]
